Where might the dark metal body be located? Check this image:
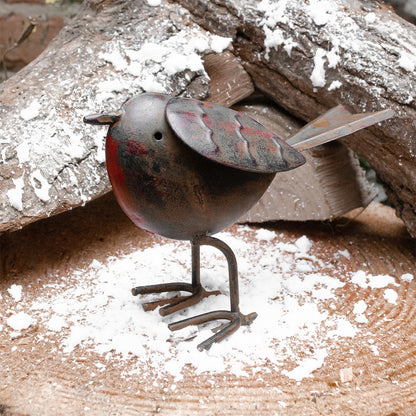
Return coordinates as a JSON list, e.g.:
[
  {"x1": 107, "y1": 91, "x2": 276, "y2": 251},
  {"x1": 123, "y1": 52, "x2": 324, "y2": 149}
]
[{"x1": 104, "y1": 93, "x2": 304, "y2": 241}]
